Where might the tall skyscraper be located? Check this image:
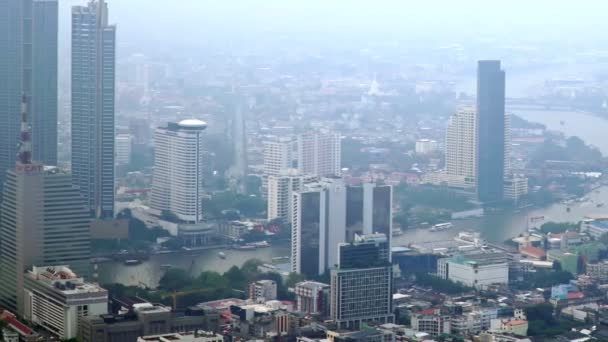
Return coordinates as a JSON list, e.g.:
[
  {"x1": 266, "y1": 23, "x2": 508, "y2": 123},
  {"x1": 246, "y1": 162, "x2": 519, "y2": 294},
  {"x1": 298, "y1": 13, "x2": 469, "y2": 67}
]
[
  {"x1": 0, "y1": 0, "x2": 58, "y2": 189},
  {"x1": 297, "y1": 131, "x2": 341, "y2": 177},
  {"x1": 445, "y1": 108, "x2": 477, "y2": 188},
  {"x1": 291, "y1": 180, "x2": 392, "y2": 277},
  {"x1": 330, "y1": 233, "x2": 394, "y2": 329},
  {"x1": 0, "y1": 96, "x2": 91, "y2": 314},
  {"x1": 476, "y1": 60, "x2": 506, "y2": 203},
  {"x1": 71, "y1": 0, "x2": 116, "y2": 218},
  {"x1": 151, "y1": 120, "x2": 207, "y2": 223}
]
